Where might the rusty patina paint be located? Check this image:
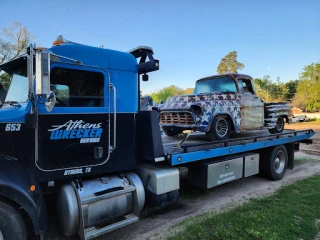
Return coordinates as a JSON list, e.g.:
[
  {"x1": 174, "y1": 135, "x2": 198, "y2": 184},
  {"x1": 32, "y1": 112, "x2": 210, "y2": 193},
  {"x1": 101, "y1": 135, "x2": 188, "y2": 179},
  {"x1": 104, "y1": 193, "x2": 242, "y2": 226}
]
[
  {"x1": 239, "y1": 94, "x2": 264, "y2": 131},
  {"x1": 264, "y1": 102, "x2": 293, "y2": 127}
]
